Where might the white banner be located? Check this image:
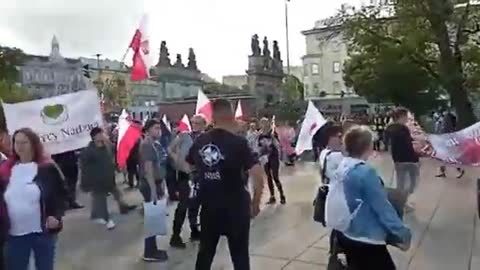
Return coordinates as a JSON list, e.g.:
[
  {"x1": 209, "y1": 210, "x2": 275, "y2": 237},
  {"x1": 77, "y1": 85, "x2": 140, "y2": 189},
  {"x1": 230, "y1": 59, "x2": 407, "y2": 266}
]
[{"x1": 2, "y1": 89, "x2": 103, "y2": 155}]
